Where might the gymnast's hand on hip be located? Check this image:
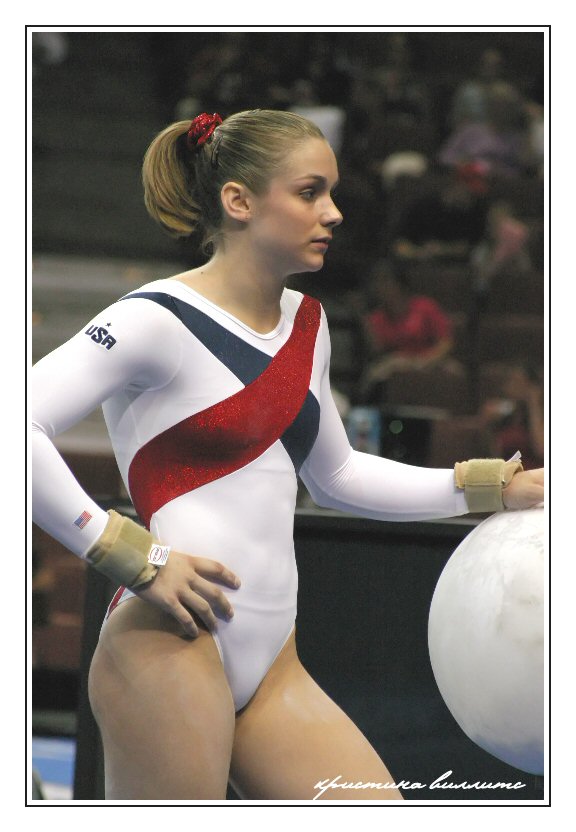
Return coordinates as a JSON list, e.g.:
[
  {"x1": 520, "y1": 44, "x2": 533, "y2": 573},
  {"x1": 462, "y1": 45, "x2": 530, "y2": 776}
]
[{"x1": 134, "y1": 550, "x2": 241, "y2": 638}]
